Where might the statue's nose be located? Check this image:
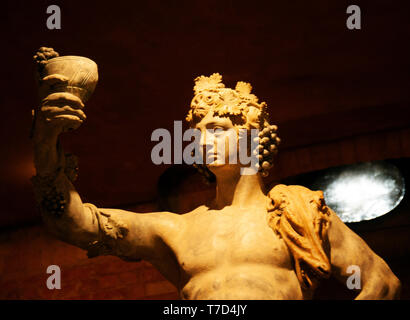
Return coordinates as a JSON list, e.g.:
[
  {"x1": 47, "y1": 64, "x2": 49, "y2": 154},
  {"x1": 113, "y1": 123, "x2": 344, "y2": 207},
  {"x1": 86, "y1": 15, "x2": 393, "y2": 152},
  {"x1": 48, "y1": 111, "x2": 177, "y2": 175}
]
[{"x1": 199, "y1": 130, "x2": 215, "y2": 149}]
